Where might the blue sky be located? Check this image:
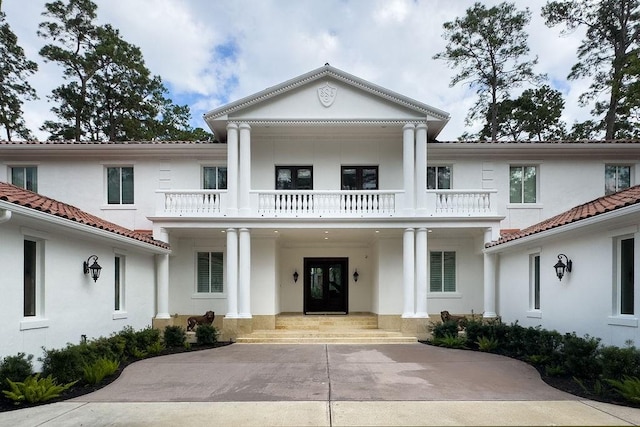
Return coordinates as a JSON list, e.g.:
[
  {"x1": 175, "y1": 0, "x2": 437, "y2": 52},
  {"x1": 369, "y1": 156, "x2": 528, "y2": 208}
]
[{"x1": 3, "y1": 0, "x2": 589, "y2": 140}]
